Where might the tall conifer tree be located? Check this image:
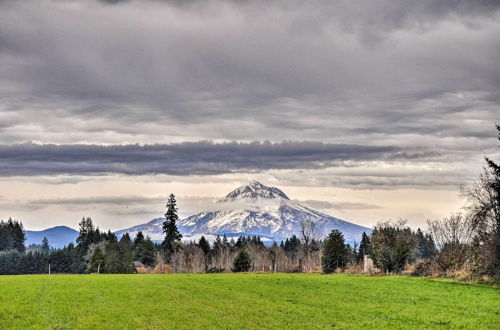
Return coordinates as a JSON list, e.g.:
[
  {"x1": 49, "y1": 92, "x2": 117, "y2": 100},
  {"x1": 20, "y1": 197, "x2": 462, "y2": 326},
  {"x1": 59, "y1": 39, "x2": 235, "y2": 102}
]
[
  {"x1": 41, "y1": 237, "x2": 50, "y2": 253},
  {"x1": 162, "y1": 194, "x2": 182, "y2": 263},
  {"x1": 357, "y1": 232, "x2": 371, "y2": 262}
]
